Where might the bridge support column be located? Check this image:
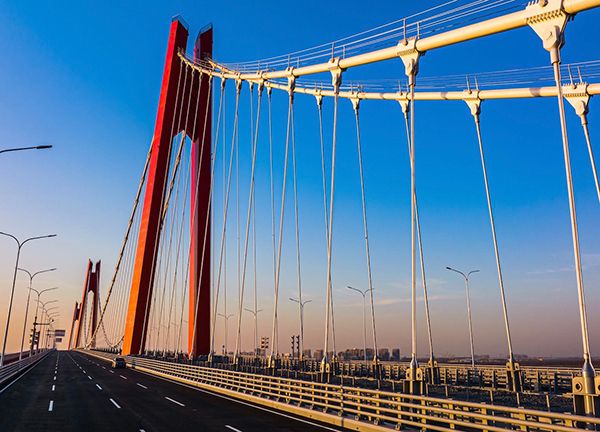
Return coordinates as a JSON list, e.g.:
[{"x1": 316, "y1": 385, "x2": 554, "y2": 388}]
[
  {"x1": 188, "y1": 25, "x2": 213, "y2": 359},
  {"x1": 73, "y1": 260, "x2": 101, "y2": 348},
  {"x1": 122, "y1": 19, "x2": 189, "y2": 356}
]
